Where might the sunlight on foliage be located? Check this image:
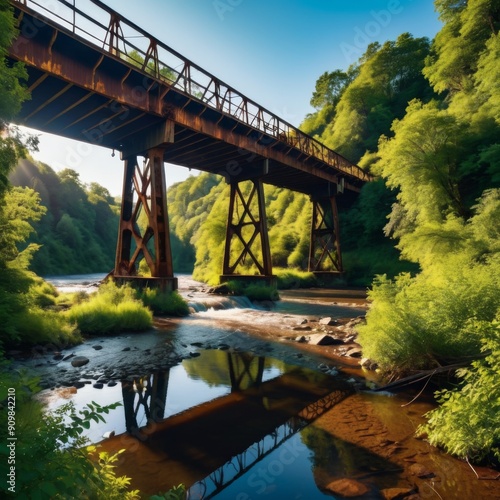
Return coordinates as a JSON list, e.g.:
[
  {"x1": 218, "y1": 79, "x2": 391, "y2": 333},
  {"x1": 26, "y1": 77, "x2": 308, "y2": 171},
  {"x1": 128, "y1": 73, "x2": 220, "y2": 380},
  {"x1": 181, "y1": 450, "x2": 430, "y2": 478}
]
[
  {"x1": 420, "y1": 320, "x2": 500, "y2": 462},
  {"x1": 0, "y1": 366, "x2": 138, "y2": 498},
  {"x1": 139, "y1": 288, "x2": 189, "y2": 316},
  {"x1": 66, "y1": 281, "x2": 153, "y2": 334}
]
